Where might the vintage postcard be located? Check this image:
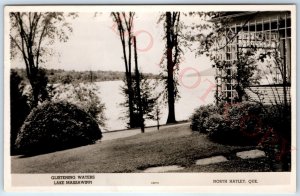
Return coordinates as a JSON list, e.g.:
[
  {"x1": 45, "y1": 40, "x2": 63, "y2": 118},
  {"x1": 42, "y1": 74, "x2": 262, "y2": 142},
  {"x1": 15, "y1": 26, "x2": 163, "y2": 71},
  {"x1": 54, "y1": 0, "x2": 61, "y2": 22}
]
[{"x1": 4, "y1": 5, "x2": 296, "y2": 192}]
